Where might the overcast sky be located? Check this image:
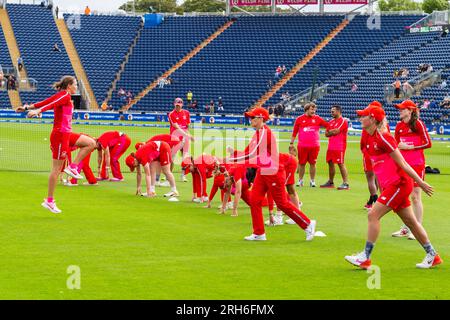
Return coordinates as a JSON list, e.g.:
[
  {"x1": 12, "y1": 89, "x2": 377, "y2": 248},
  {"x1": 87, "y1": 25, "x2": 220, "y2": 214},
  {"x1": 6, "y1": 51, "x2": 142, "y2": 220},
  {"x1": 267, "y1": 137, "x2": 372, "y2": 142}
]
[{"x1": 7, "y1": 0, "x2": 424, "y2": 14}]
